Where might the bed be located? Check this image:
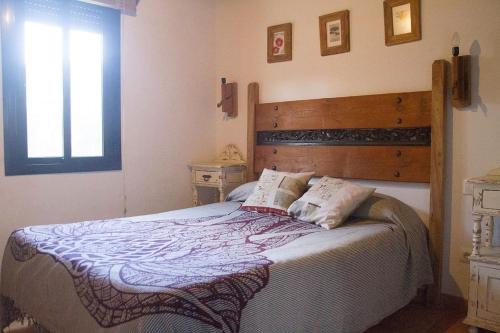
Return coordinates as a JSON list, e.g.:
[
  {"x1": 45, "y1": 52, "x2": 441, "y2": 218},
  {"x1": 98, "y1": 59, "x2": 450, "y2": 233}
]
[
  {"x1": 0, "y1": 60, "x2": 448, "y2": 333},
  {"x1": 2, "y1": 197, "x2": 431, "y2": 333}
]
